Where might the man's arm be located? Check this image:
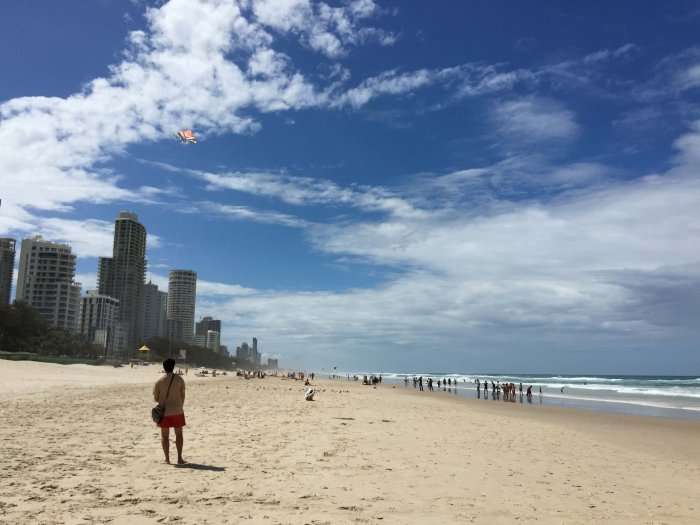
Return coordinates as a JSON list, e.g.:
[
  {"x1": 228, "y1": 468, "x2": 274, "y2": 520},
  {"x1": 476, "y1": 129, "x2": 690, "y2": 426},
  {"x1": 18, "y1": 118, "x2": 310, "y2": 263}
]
[
  {"x1": 180, "y1": 379, "x2": 186, "y2": 404},
  {"x1": 153, "y1": 381, "x2": 160, "y2": 403}
]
